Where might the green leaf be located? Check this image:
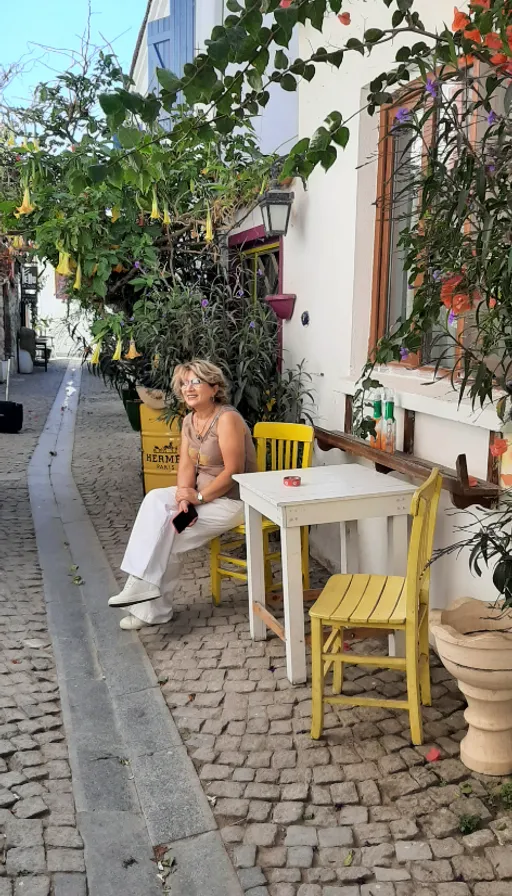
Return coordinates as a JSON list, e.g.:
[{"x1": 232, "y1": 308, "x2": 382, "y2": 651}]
[
  {"x1": 139, "y1": 94, "x2": 160, "y2": 125},
  {"x1": 156, "y1": 68, "x2": 182, "y2": 93},
  {"x1": 290, "y1": 137, "x2": 310, "y2": 155},
  {"x1": 396, "y1": 46, "x2": 411, "y2": 61},
  {"x1": 247, "y1": 69, "x2": 263, "y2": 91},
  {"x1": 332, "y1": 126, "x2": 350, "y2": 148},
  {"x1": 320, "y1": 146, "x2": 337, "y2": 171},
  {"x1": 275, "y1": 49, "x2": 288, "y2": 69},
  {"x1": 365, "y1": 28, "x2": 384, "y2": 43},
  {"x1": 392, "y1": 10, "x2": 405, "y2": 26},
  {"x1": 99, "y1": 93, "x2": 124, "y2": 116},
  {"x1": 226, "y1": 0, "x2": 242, "y2": 9},
  {"x1": 280, "y1": 73, "x2": 297, "y2": 91},
  {"x1": 303, "y1": 64, "x2": 316, "y2": 81},
  {"x1": 116, "y1": 126, "x2": 142, "y2": 149},
  {"x1": 310, "y1": 126, "x2": 330, "y2": 151},
  {"x1": 328, "y1": 49, "x2": 344, "y2": 67},
  {"x1": 346, "y1": 38, "x2": 365, "y2": 56},
  {"x1": 89, "y1": 164, "x2": 109, "y2": 183}
]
